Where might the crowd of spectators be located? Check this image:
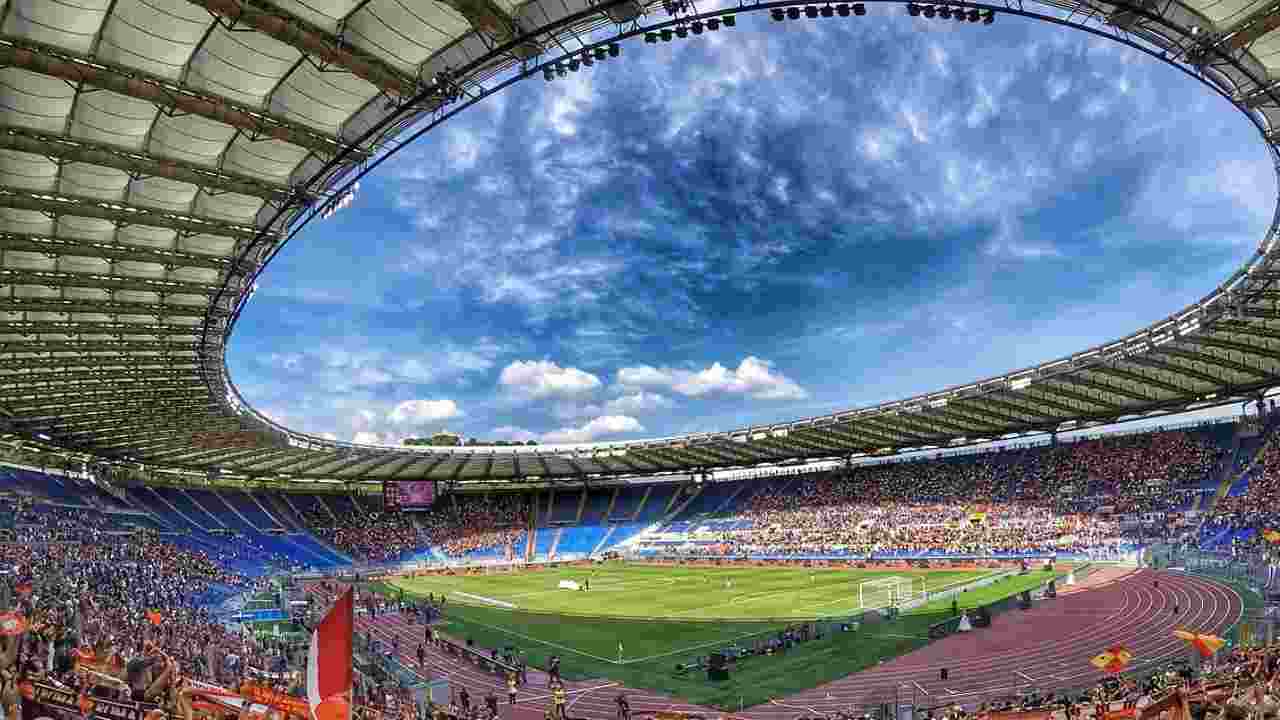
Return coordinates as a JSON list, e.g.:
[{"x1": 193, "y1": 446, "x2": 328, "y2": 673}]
[
  {"x1": 642, "y1": 427, "x2": 1235, "y2": 557},
  {"x1": 0, "y1": 500, "x2": 299, "y2": 720},
  {"x1": 419, "y1": 495, "x2": 527, "y2": 557}
]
